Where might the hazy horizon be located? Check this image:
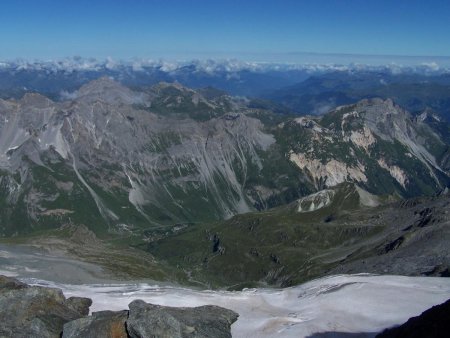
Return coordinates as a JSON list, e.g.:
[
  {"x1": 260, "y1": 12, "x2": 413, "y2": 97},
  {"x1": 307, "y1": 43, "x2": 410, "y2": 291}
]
[{"x1": 2, "y1": 52, "x2": 450, "y2": 69}]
